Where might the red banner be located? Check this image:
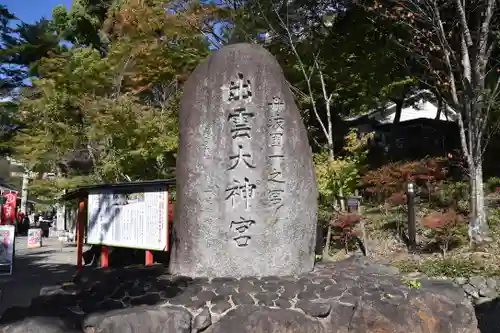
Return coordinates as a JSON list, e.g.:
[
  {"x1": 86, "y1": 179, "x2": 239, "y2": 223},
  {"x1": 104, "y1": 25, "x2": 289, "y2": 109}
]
[{"x1": 1, "y1": 192, "x2": 17, "y2": 225}]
